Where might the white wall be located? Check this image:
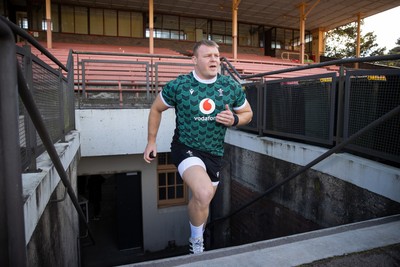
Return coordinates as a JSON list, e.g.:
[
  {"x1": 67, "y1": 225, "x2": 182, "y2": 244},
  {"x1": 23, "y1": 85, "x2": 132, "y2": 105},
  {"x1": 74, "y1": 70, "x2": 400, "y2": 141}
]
[
  {"x1": 76, "y1": 109, "x2": 175, "y2": 157},
  {"x1": 225, "y1": 129, "x2": 400, "y2": 203}
]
